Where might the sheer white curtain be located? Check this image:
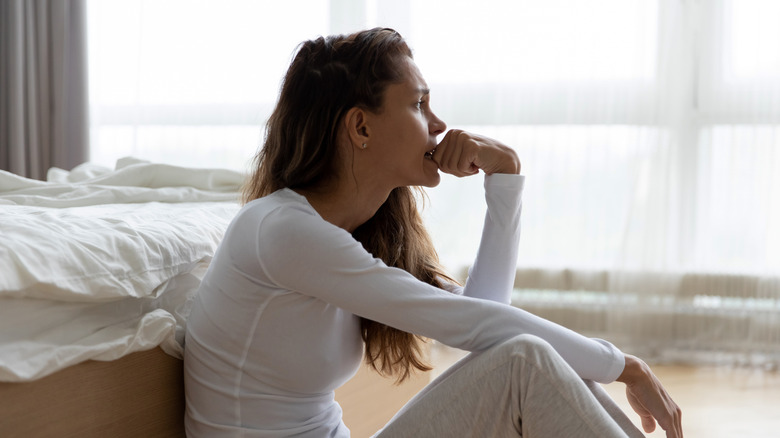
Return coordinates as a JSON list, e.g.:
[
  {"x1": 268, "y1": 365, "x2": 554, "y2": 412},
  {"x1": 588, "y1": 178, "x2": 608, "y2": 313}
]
[
  {"x1": 88, "y1": 0, "x2": 780, "y2": 365},
  {"x1": 87, "y1": 0, "x2": 331, "y2": 171}
]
